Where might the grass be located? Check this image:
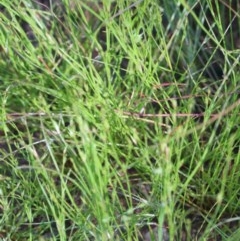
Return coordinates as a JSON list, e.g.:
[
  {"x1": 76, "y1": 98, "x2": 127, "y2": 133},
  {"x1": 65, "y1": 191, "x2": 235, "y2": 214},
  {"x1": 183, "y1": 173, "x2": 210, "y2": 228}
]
[{"x1": 0, "y1": 0, "x2": 239, "y2": 240}]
